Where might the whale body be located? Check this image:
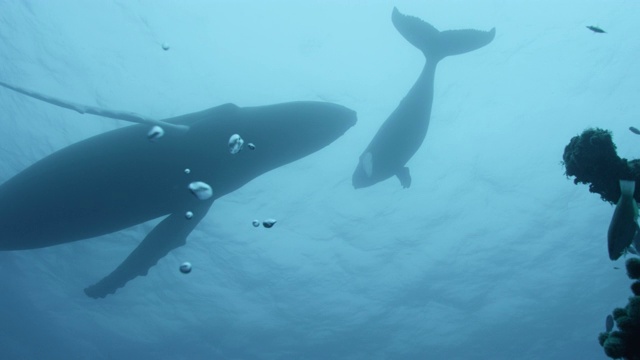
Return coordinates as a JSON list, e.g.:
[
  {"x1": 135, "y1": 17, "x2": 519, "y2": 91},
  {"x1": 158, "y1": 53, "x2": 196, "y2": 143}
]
[
  {"x1": 0, "y1": 95, "x2": 356, "y2": 298},
  {"x1": 352, "y1": 8, "x2": 495, "y2": 189}
]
